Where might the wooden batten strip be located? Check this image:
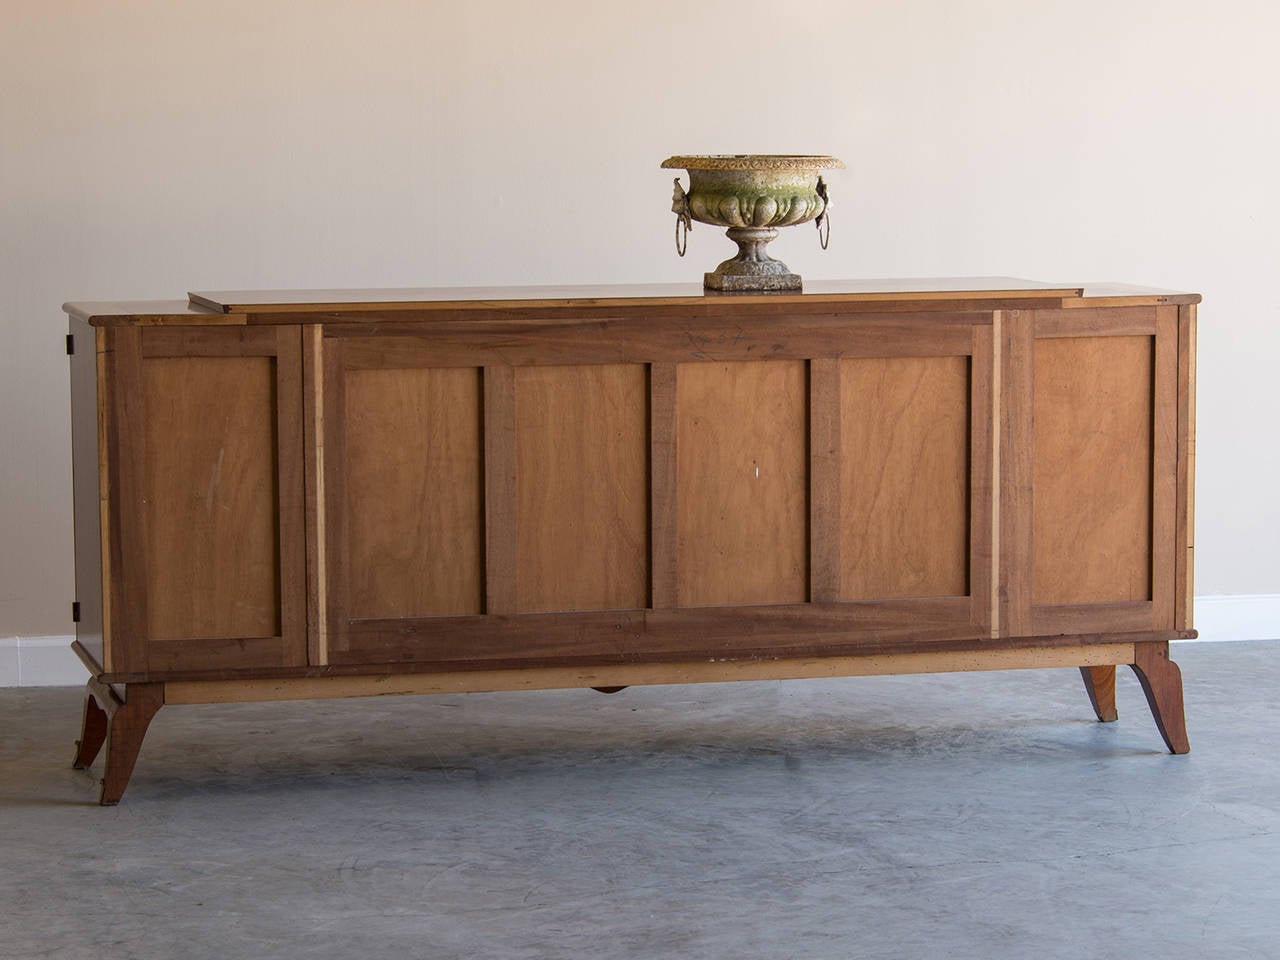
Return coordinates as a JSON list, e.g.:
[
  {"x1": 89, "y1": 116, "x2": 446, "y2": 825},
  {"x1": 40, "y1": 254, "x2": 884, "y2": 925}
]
[
  {"x1": 808, "y1": 358, "x2": 841, "y2": 603},
  {"x1": 649, "y1": 363, "x2": 678, "y2": 609},
  {"x1": 998, "y1": 311, "x2": 1033, "y2": 637},
  {"x1": 970, "y1": 322, "x2": 996, "y2": 636},
  {"x1": 483, "y1": 365, "x2": 517, "y2": 614},
  {"x1": 1151, "y1": 308, "x2": 1178, "y2": 630},
  {"x1": 303, "y1": 326, "x2": 328, "y2": 665},
  {"x1": 1175, "y1": 305, "x2": 1197, "y2": 629}
]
